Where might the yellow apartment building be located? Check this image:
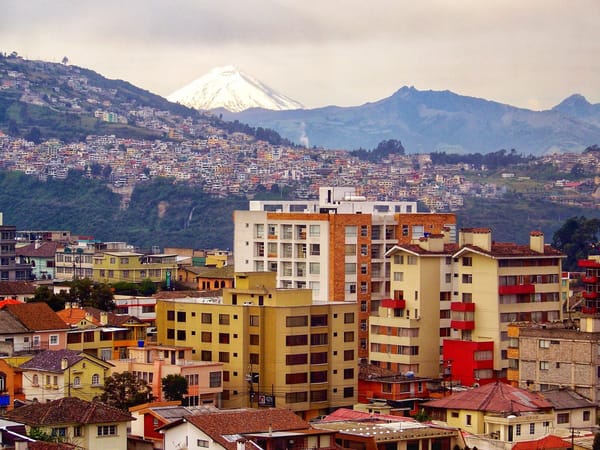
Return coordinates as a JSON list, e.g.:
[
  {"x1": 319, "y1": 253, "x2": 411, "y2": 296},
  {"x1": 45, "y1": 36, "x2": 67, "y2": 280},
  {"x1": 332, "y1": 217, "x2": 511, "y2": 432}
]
[
  {"x1": 155, "y1": 271, "x2": 358, "y2": 419},
  {"x1": 382, "y1": 229, "x2": 563, "y2": 386},
  {"x1": 93, "y1": 251, "x2": 178, "y2": 284},
  {"x1": 375, "y1": 233, "x2": 455, "y2": 377}
]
